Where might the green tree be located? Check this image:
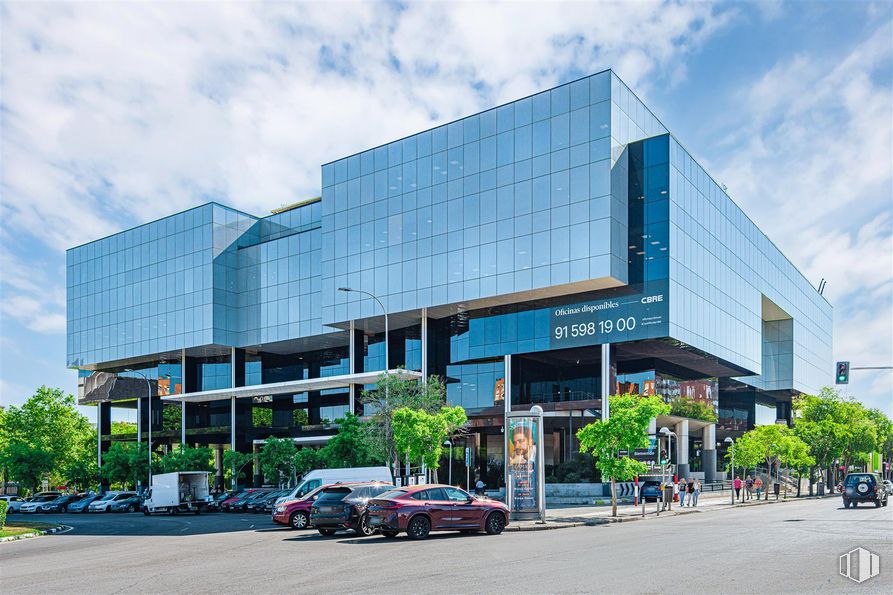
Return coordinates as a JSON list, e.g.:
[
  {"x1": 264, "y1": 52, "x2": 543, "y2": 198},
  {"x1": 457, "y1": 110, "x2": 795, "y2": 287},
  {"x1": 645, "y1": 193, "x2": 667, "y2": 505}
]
[
  {"x1": 100, "y1": 442, "x2": 159, "y2": 489},
  {"x1": 392, "y1": 406, "x2": 467, "y2": 482},
  {"x1": 293, "y1": 409, "x2": 309, "y2": 426},
  {"x1": 577, "y1": 394, "x2": 670, "y2": 516},
  {"x1": 252, "y1": 407, "x2": 272, "y2": 428},
  {"x1": 258, "y1": 436, "x2": 298, "y2": 486},
  {"x1": 293, "y1": 448, "x2": 321, "y2": 477},
  {"x1": 732, "y1": 424, "x2": 795, "y2": 499},
  {"x1": 63, "y1": 429, "x2": 99, "y2": 490},
  {"x1": 360, "y1": 373, "x2": 446, "y2": 473},
  {"x1": 317, "y1": 413, "x2": 381, "y2": 468},
  {"x1": 162, "y1": 404, "x2": 181, "y2": 433},
  {"x1": 159, "y1": 447, "x2": 215, "y2": 473},
  {"x1": 668, "y1": 397, "x2": 717, "y2": 422},
  {"x1": 111, "y1": 421, "x2": 137, "y2": 436},
  {"x1": 0, "y1": 386, "x2": 94, "y2": 493},
  {"x1": 223, "y1": 450, "x2": 253, "y2": 490},
  {"x1": 775, "y1": 432, "x2": 814, "y2": 498}
]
